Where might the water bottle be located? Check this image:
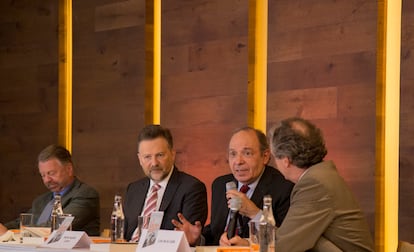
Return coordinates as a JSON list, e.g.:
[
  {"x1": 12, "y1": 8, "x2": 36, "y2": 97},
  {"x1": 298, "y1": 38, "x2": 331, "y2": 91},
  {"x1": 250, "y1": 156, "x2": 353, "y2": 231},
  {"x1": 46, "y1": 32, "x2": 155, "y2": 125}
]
[
  {"x1": 110, "y1": 195, "x2": 125, "y2": 243},
  {"x1": 259, "y1": 195, "x2": 276, "y2": 252},
  {"x1": 50, "y1": 194, "x2": 64, "y2": 232}
]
